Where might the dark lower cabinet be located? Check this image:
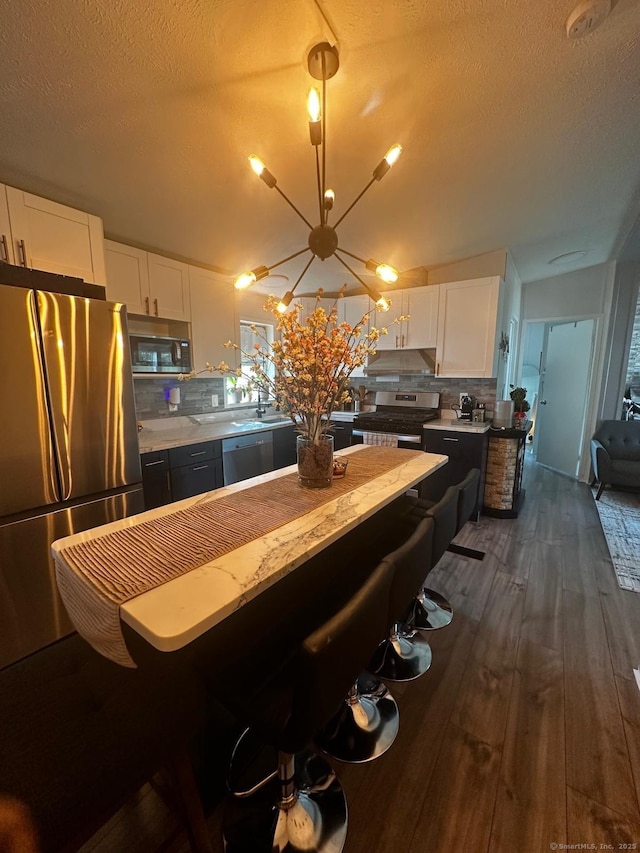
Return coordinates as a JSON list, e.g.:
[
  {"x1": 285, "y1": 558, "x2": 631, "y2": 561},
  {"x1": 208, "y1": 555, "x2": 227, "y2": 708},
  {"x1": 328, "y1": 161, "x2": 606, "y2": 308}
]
[
  {"x1": 329, "y1": 421, "x2": 353, "y2": 451},
  {"x1": 141, "y1": 440, "x2": 223, "y2": 509},
  {"x1": 421, "y1": 428, "x2": 488, "y2": 517},
  {"x1": 273, "y1": 425, "x2": 298, "y2": 469},
  {"x1": 140, "y1": 450, "x2": 172, "y2": 509},
  {"x1": 170, "y1": 458, "x2": 223, "y2": 501}
]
